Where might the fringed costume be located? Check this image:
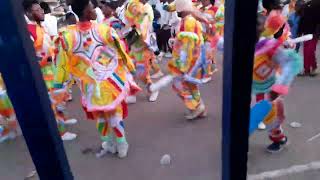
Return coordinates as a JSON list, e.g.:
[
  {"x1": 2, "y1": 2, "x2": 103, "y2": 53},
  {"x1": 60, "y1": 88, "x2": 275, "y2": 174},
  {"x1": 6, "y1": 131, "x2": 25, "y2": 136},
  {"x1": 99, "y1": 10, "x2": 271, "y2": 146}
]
[
  {"x1": 252, "y1": 11, "x2": 302, "y2": 151},
  {"x1": 168, "y1": 14, "x2": 207, "y2": 120},
  {"x1": 55, "y1": 21, "x2": 135, "y2": 157}
]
